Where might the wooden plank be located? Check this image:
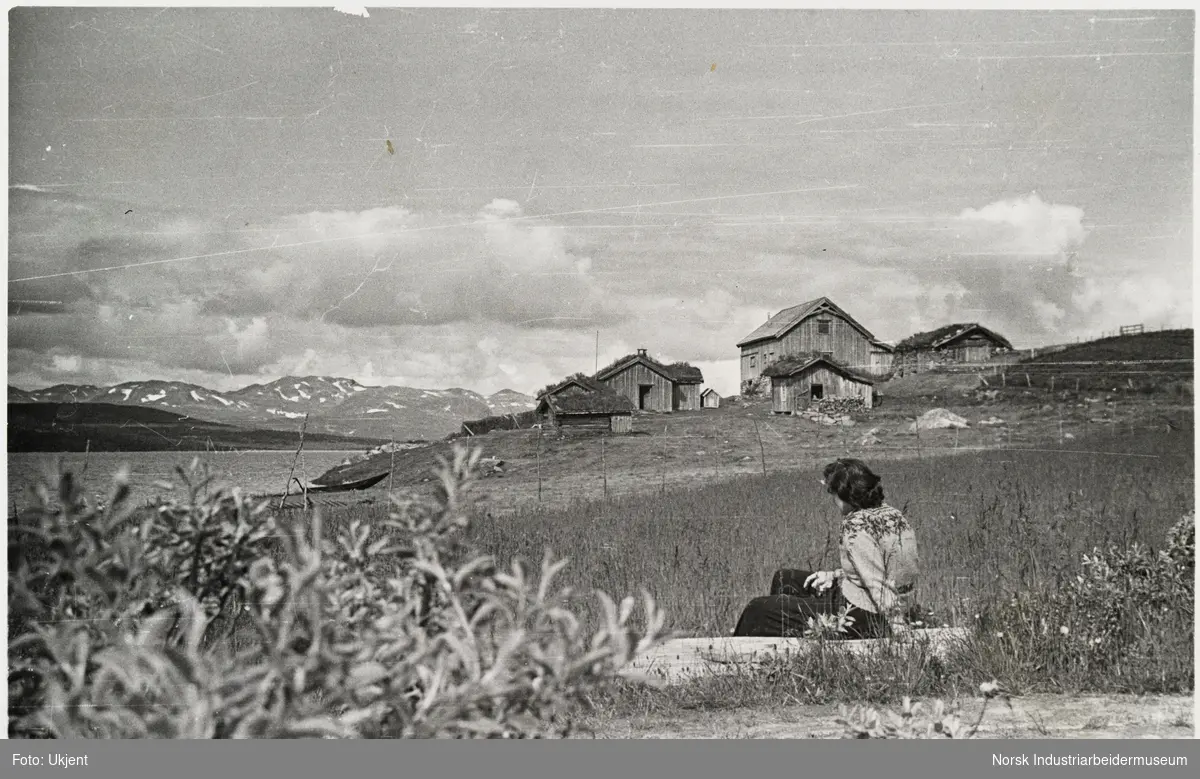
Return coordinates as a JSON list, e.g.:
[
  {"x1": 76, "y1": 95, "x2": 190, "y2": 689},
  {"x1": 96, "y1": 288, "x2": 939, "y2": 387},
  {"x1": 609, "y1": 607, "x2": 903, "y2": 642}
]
[{"x1": 621, "y1": 629, "x2": 970, "y2": 684}]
